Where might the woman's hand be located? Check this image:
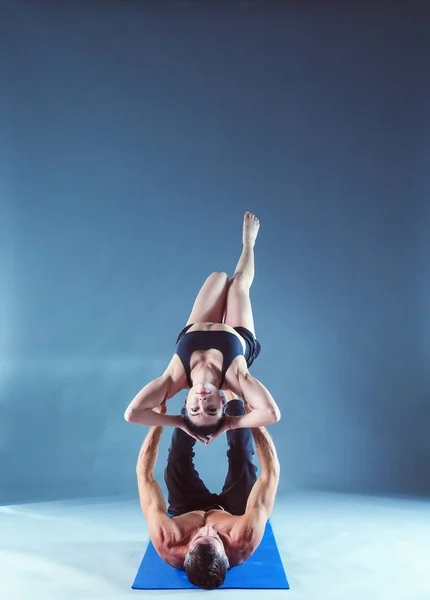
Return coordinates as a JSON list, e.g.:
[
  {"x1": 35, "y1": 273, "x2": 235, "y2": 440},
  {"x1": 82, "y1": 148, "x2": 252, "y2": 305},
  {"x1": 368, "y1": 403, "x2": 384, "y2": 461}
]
[
  {"x1": 205, "y1": 416, "x2": 232, "y2": 445},
  {"x1": 177, "y1": 418, "x2": 212, "y2": 445}
]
